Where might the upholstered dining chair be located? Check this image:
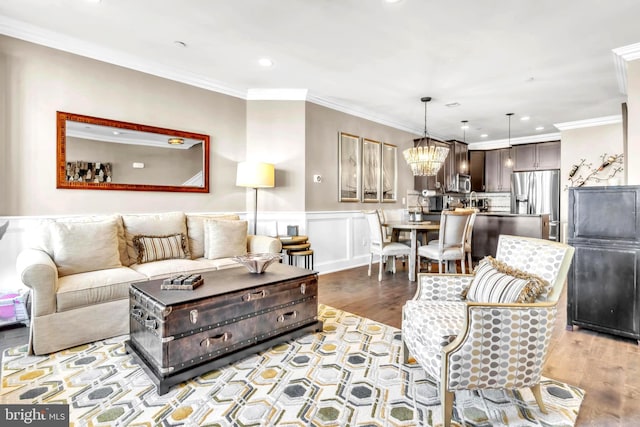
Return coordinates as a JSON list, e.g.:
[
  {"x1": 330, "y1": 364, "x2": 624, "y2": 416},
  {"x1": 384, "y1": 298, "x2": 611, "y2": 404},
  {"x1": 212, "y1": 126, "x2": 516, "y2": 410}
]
[
  {"x1": 378, "y1": 208, "x2": 410, "y2": 244},
  {"x1": 417, "y1": 210, "x2": 473, "y2": 274},
  {"x1": 402, "y1": 235, "x2": 575, "y2": 427},
  {"x1": 454, "y1": 207, "x2": 479, "y2": 273},
  {"x1": 363, "y1": 210, "x2": 411, "y2": 281}
]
